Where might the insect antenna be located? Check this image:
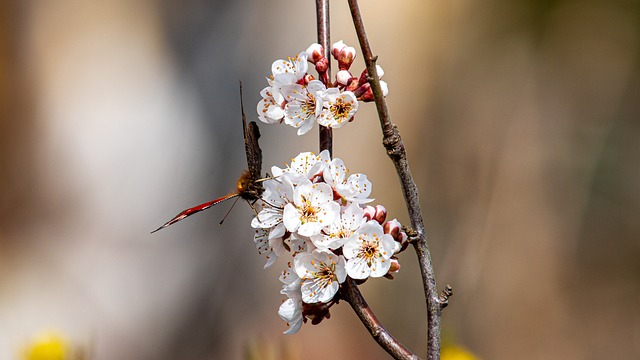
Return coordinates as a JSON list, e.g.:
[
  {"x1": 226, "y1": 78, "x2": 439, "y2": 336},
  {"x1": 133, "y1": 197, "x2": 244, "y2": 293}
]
[{"x1": 219, "y1": 196, "x2": 242, "y2": 225}]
